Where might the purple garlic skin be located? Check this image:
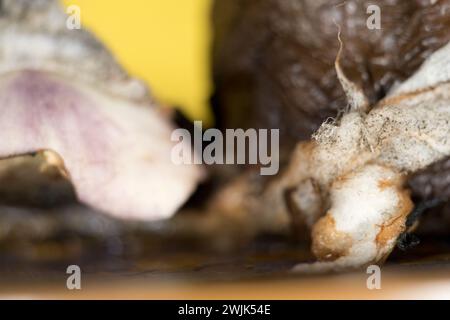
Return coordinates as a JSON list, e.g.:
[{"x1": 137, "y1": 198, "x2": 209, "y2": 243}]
[{"x1": 0, "y1": 0, "x2": 204, "y2": 220}]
